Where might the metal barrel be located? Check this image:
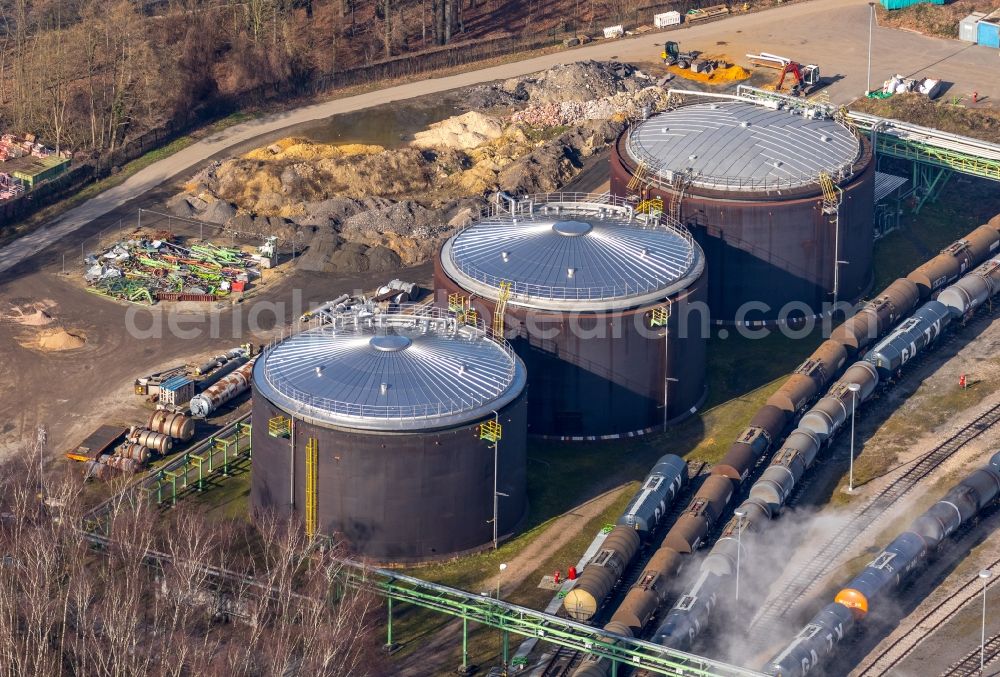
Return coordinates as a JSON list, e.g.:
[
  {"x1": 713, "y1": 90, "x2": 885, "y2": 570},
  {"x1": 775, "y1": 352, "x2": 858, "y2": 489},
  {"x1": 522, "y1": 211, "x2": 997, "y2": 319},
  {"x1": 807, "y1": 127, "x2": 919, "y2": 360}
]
[
  {"x1": 148, "y1": 410, "x2": 195, "y2": 441},
  {"x1": 99, "y1": 454, "x2": 140, "y2": 474},
  {"x1": 131, "y1": 429, "x2": 172, "y2": 455},
  {"x1": 117, "y1": 443, "x2": 152, "y2": 464}
]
